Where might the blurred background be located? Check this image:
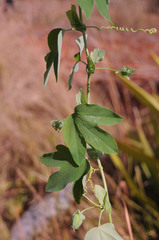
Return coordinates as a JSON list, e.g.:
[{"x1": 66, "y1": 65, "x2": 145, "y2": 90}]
[{"x1": 0, "y1": 0, "x2": 159, "y2": 239}]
